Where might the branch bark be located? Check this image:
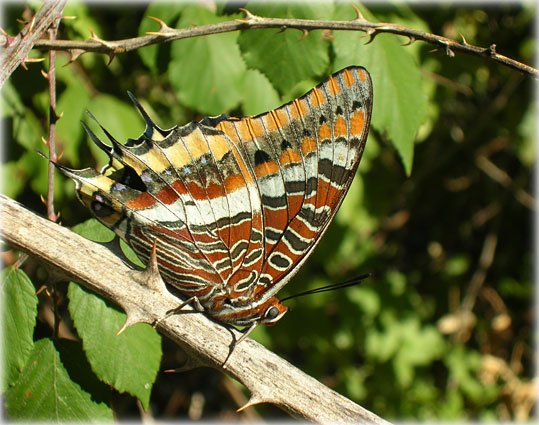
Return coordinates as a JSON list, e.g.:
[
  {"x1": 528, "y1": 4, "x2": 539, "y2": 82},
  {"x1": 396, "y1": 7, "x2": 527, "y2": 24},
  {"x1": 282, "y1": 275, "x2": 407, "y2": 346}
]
[
  {"x1": 26, "y1": 9, "x2": 538, "y2": 78},
  {"x1": 0, "y1": 0, "x2": 66, "y2": 88},
  {"x1": 0, "y1": 194, "x2": 390, "y2": 425}
]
